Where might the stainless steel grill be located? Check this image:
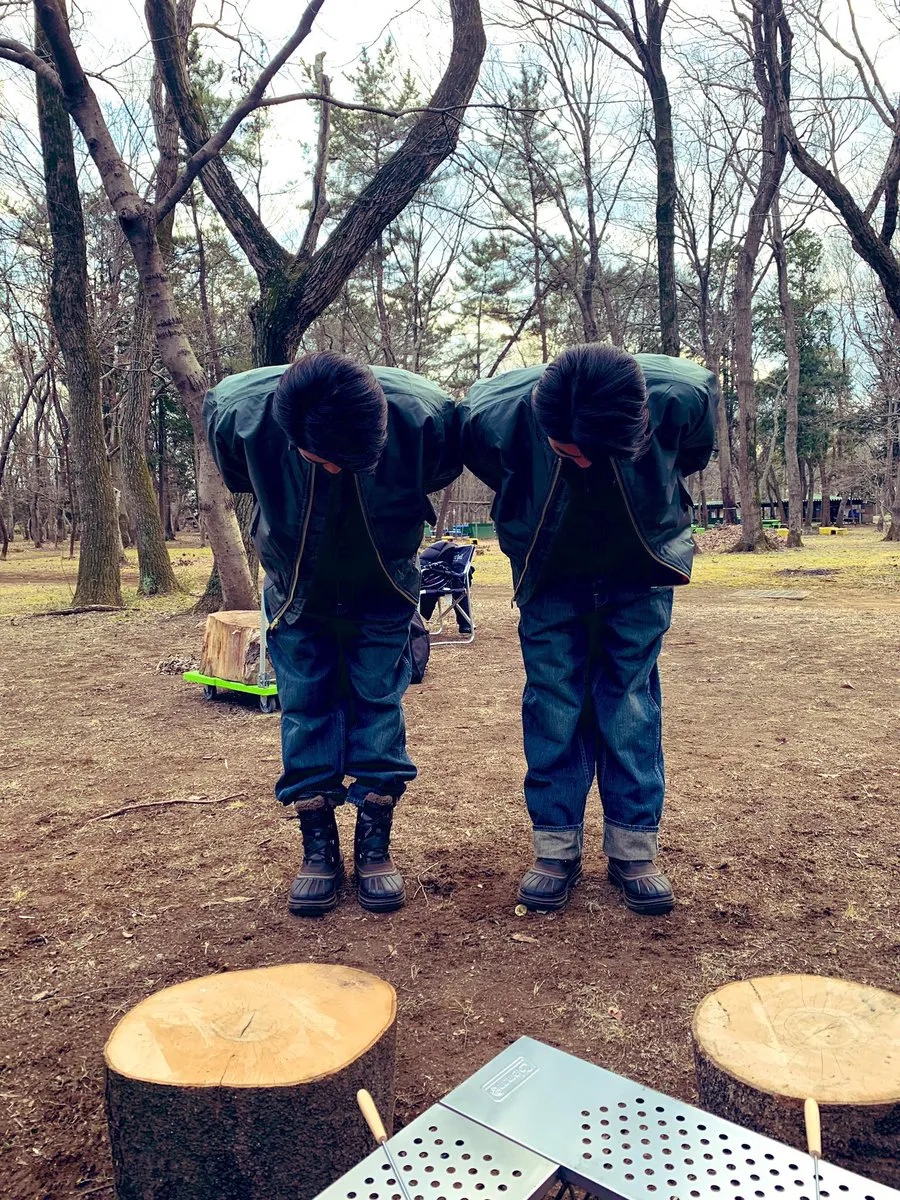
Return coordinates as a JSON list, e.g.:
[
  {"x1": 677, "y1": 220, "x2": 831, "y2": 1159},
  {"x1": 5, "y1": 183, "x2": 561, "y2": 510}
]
[
  {"x1": 315, "y1": 1038, "x2": 899, "y2": 1200},
  {"x1": 314, "y1": 1104, "x2": 558, "y2": 1200},
  {"x1": 442, "y1": 1039, "x2": 898, "y2": 1200}
]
